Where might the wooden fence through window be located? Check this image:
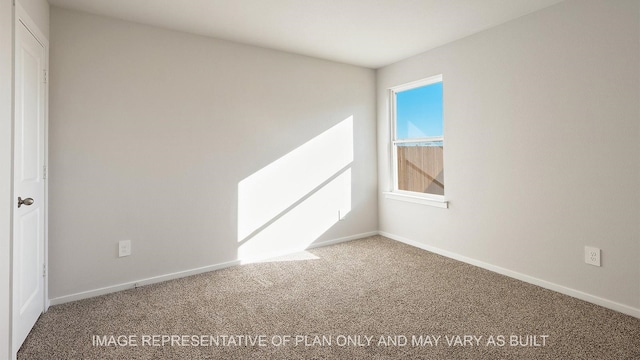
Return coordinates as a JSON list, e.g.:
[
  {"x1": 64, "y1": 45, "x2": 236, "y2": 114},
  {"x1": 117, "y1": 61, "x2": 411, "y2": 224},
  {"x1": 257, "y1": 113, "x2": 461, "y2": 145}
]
[{"x1": 397, "y1": 145, "x2": 444, "y2": 195}]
